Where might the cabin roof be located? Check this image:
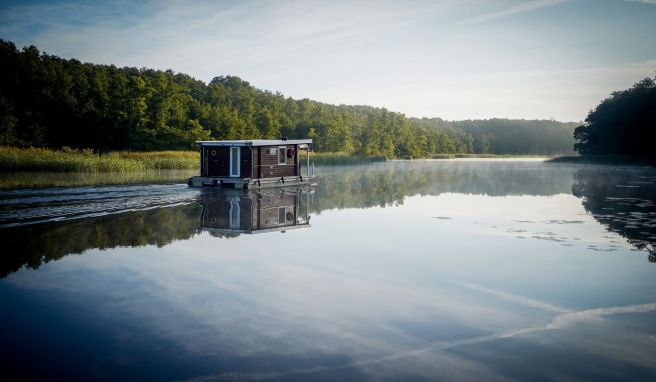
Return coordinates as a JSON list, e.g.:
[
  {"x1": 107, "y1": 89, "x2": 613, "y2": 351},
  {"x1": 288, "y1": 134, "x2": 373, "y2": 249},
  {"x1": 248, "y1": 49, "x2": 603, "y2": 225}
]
[{"x1": 196, "y1": 139, "x2": 312, "y2": 147}]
